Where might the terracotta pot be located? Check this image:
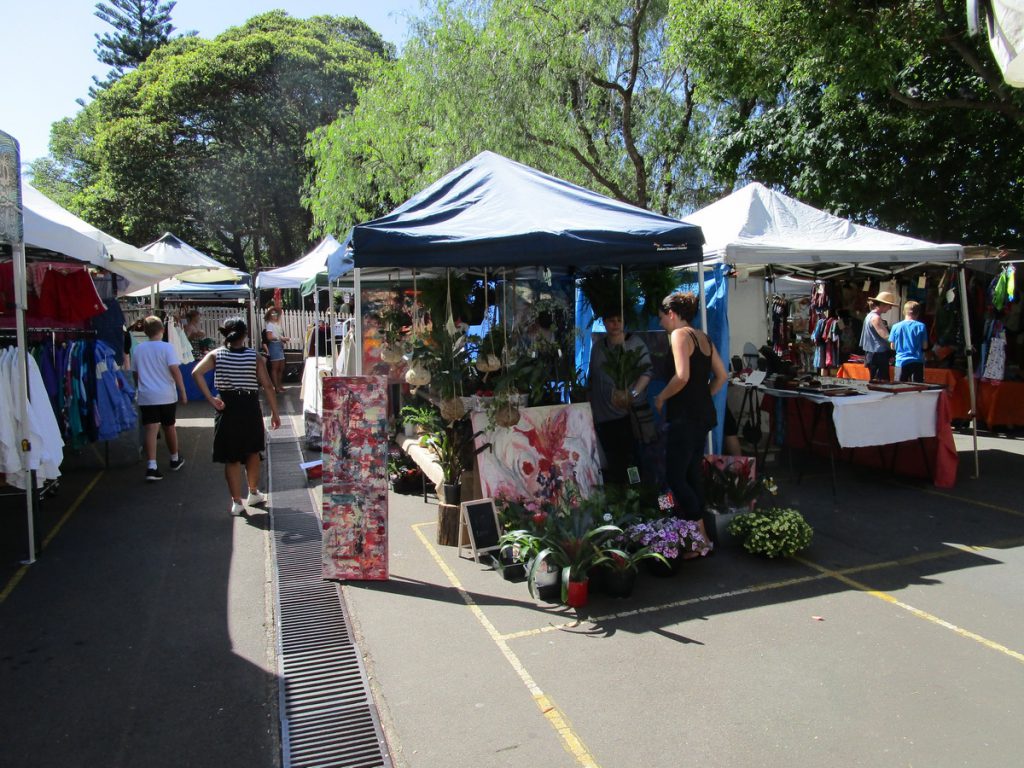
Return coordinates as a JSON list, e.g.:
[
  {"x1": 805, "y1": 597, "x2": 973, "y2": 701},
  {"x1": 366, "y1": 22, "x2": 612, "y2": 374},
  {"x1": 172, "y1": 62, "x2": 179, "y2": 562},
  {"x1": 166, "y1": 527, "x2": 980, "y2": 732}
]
[{"x1": 565, "y1": 578, "x2": 589, "y2": 608}]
